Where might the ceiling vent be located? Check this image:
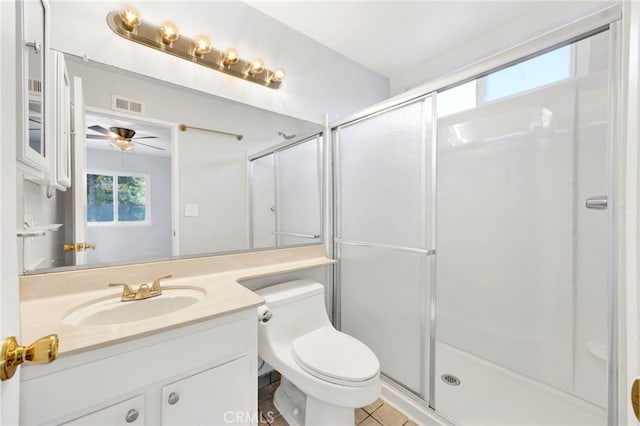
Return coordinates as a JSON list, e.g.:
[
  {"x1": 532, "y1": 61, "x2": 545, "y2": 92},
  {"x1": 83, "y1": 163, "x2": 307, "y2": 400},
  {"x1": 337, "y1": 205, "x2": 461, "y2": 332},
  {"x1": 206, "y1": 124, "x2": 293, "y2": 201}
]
[
  {"x1": 28, "y1": 78, "x2": 42, "y2": 95},
  {"x1": 111, "y1": 95, "x2": 145, "y2": 115}
]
